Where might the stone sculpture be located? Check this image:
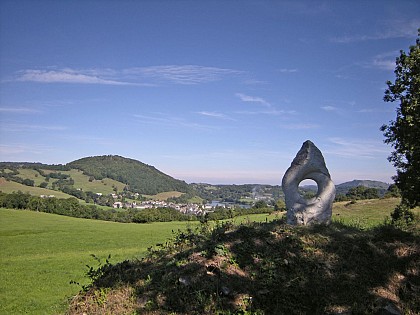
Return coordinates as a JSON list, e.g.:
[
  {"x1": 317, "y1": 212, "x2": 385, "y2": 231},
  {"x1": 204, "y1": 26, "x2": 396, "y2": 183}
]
[{"x1": 282, "y1": 140, "x2": 335, "y2": 225}]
